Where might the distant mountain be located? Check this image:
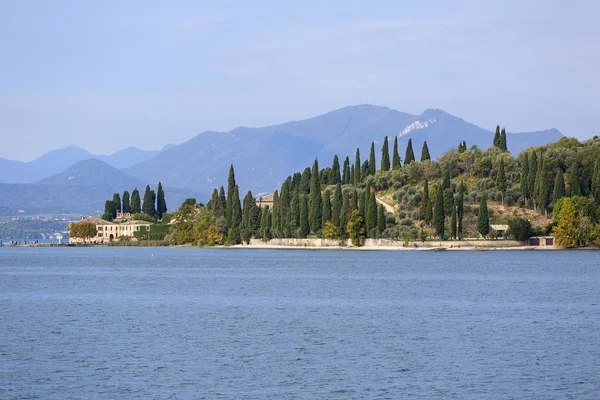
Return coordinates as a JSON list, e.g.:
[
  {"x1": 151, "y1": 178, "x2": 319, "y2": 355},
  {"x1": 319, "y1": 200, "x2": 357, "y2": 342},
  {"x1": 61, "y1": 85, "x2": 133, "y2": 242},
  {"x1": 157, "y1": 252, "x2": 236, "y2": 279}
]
[
  {"x1": 0, "y1": 159, "x2": 204, "y2": 216},
  {"x1": 126, "y1": 104, "x2": 564, "y2": 195},
  {"x1": 0, "y1": 146, "x2": 160, "y2": 183}
]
